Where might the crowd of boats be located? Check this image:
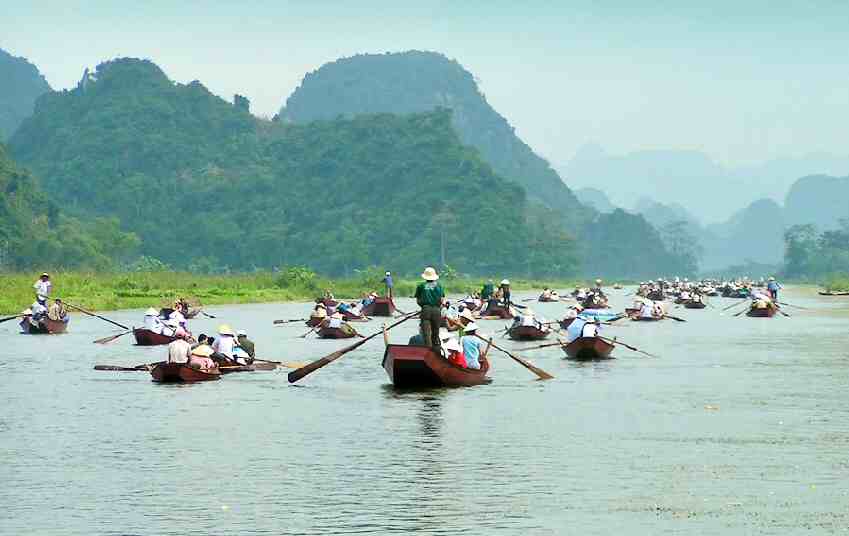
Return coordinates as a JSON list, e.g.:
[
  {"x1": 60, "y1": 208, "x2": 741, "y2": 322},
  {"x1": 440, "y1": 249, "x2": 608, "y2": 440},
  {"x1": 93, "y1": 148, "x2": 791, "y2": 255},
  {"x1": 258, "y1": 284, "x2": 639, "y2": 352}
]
[{"x1": 8, "y1": 272, "x2": 807, "y2": 388}]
